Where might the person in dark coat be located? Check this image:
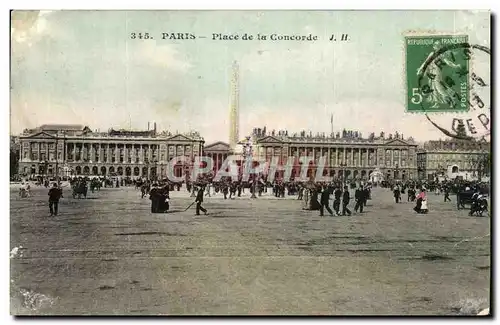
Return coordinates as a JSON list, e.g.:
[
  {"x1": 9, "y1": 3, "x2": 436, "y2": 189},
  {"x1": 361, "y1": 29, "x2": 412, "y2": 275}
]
[
  {"x1": 158, "y1": 186, "x2": 170, "y2": 213},
  {"x1": 309, "y1": 187, "x2": 321, "y2": 210},
  {"x1": 393, "y1": 184, "x2": 401, "y2": 203},
  {"x1": 149, "y1": 184, "x2": 160, "y2": 213},
  {"x1": 354, "y1": 186, "x2": 364, "y2": 213},
  {"x1": 342, "y1": 185, "x2": 352, "y2": 216},
  {"x1": 319, "y1": 187, "x2": 334, "y2": 216},
  {"x1": 444, "y1": 186, "x2": 451, "y2": 202},
  {"x1": 196, "y1": 186, "x2": 208, "y2": 215},
  {"x1": 333, "y1": 186, "x2": 342, "y2": 216},
  {"x1": 237, "y1": 183, "x2": 242, "y2": 197},
  {"x1": 48, "y1": 183, "x2": 62, "y2": 216},
  {"x1": 362, "y1": 185, "x2": 370, "y2": 207}
]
